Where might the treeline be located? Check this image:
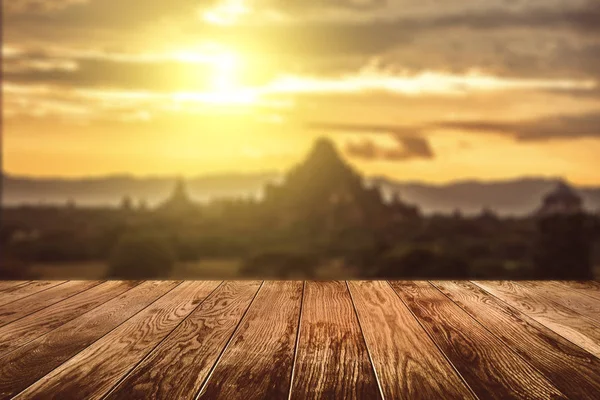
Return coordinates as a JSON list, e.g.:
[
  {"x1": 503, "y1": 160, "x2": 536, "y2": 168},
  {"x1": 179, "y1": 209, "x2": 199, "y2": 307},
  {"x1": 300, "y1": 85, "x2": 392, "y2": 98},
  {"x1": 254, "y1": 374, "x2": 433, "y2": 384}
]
[{"x1": 1, "y1": 206, "x2": 599, "y2": 279}]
